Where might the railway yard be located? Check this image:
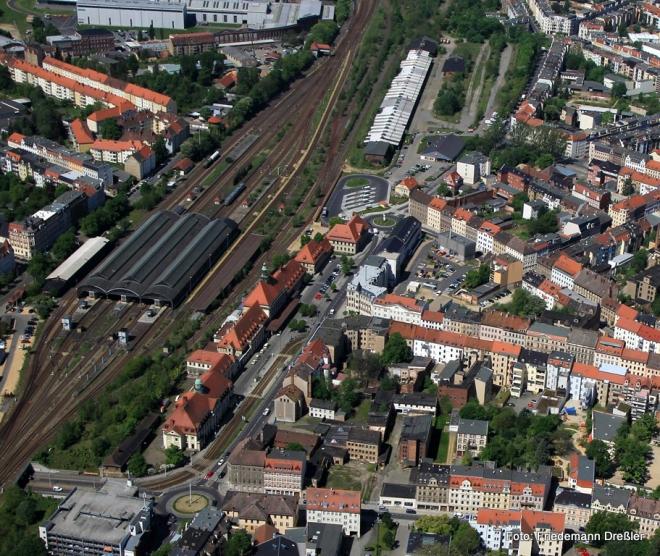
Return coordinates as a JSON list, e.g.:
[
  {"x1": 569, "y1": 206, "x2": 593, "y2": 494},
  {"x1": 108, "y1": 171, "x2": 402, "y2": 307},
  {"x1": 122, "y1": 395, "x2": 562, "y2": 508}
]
[{"x1": 0, "y1": 0, "x2": 376, "y2": 487}]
